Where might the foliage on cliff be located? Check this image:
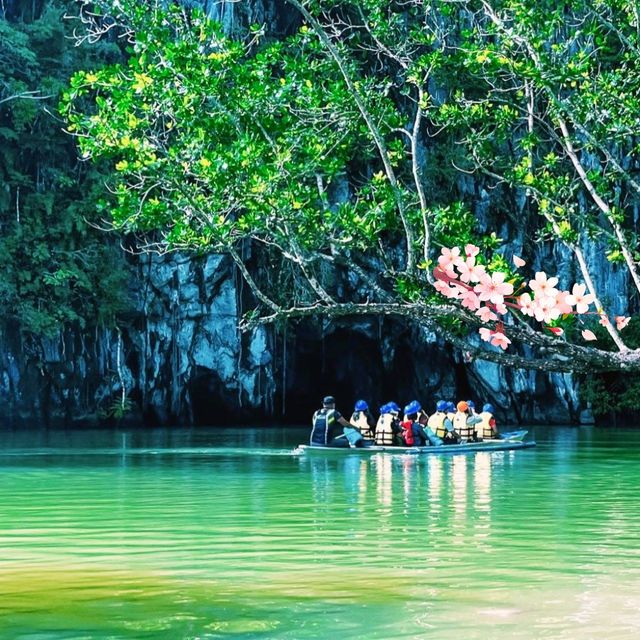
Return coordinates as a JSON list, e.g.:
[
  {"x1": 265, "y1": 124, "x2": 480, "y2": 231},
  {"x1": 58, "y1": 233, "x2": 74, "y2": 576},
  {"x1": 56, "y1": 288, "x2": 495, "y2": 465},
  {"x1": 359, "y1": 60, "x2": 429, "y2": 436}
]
[
  {"x1": 62, "y1": 0, "x2": 640, "y2": 373},
  {"x1": 0, "y1": 0, "x2": 128, "y2": 337}
]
